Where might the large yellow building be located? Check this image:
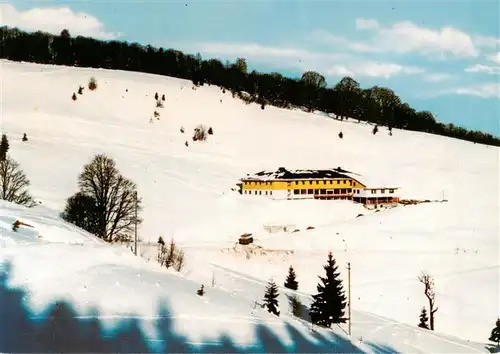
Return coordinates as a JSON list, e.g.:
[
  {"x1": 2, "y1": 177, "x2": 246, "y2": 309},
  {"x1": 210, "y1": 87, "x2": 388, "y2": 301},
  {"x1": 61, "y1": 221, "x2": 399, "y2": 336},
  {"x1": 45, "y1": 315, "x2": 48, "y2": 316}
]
[{"x1": 238, "y1": 167, "x2": 399, "y2": 206}]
